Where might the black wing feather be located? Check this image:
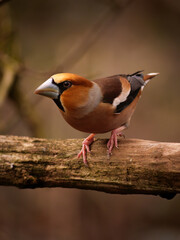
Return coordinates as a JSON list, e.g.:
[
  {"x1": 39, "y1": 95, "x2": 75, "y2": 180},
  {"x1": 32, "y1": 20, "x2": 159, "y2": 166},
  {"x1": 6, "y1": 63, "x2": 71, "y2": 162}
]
[{"x1": 115, "y1": 71, "x2": 144, "y2": 113}]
